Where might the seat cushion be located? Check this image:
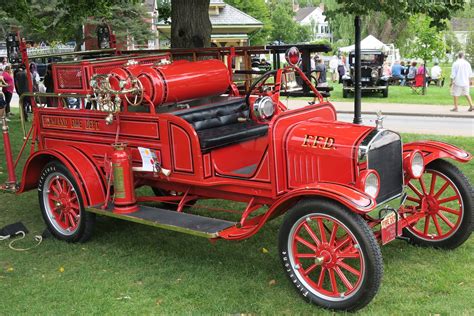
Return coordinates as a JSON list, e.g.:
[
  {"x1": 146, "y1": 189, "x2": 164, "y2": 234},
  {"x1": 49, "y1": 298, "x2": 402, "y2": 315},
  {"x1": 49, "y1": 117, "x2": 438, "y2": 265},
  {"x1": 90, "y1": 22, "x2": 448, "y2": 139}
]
[{"x1": 197, "y1": 121, "x2": 268, "y2": 152}]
